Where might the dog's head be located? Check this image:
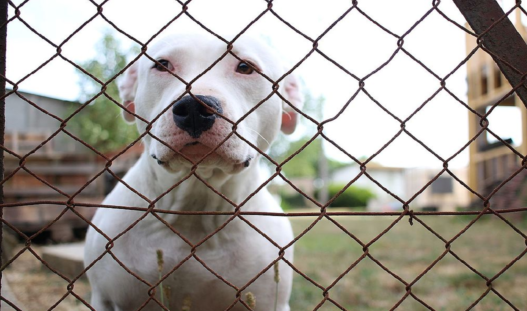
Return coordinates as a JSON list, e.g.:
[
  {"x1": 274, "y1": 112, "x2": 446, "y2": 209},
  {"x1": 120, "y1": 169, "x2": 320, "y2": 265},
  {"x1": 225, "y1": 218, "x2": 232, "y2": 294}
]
[{"x1": 118, "y1": 34, "x2": 303, "y2": 174}]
